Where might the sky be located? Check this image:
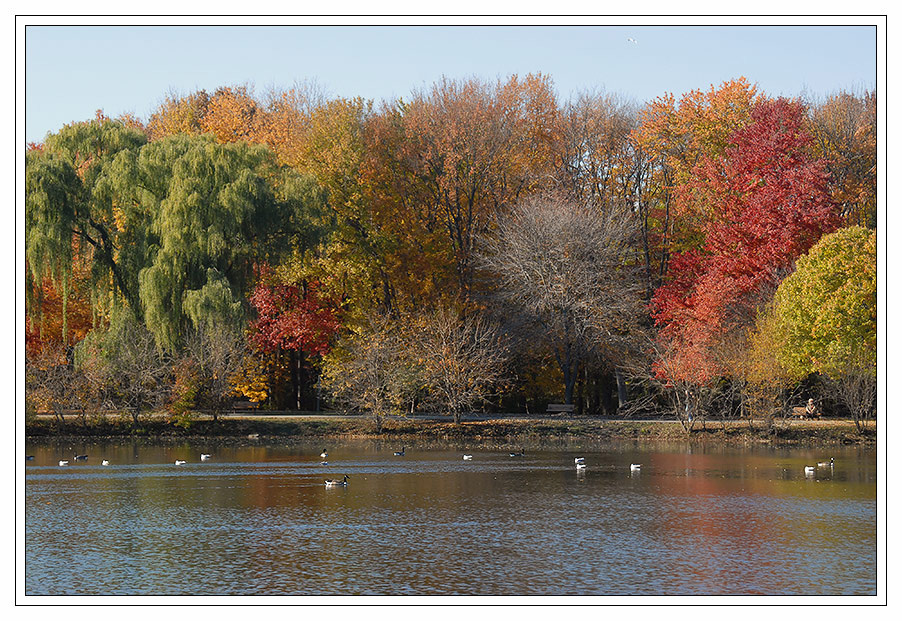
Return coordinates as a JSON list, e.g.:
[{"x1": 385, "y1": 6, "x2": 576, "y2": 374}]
[{"x1": 23, "y1": 21, "x2": 879, "y2": 144}]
